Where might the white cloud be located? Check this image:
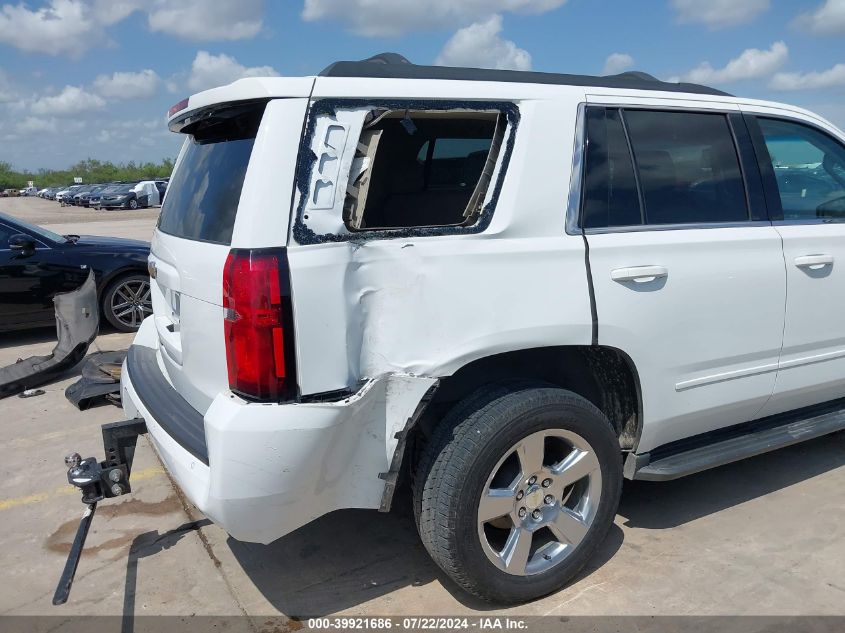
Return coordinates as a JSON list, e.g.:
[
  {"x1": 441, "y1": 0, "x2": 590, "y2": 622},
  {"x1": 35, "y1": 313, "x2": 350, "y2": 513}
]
[
  {"x1": 31, "y1": 85, "x2": 106, "y2": 116},
  {"x1": 187, "y1": 51, "x2": 279, "y2": 92},
  {"x1": 147, "y1": 0, "x2": 264, "y2": 41},
  {"x1": 435, "y1": 15, "x2": 531, "y2": 71},
  {"x1": 94, "y1": 0, "x2": 143, "y2": 23},
  {"x1": 0, "y1": 0, "x2": 265, "y2": 58},
  {"x1": 670, "y1": 0, "x2": 770, "y2": 29},
  {"x1": 770, "y1": 63, "x2": 845, "y2": 91},
  {"x1": 673, "y1": 41, "x2": 788, "y2": 84},
  {"x1": 93, "y1": 69, "x2": 160, "y2": 99},
  {"x1": 0, "y1": 0, "x2": 141, "y2": 58},
  {"x1": 794, "y1": 0, "x2": 845, "y2": 36},
  {"x1": 0, "y1": 68, "x2": 16, "y2": 103},
  {"x1": 16, "y1": 116, "x2": 58, "y2": 134},
  {"x1": 603, "y1": 53, "x2": 635, "y2": 75},
  {"x1": 0, "y1": 0, "x2": 97, "y2": 58},
  {"x1": 303, "y1": 0, "x2": 567, "y2": 37}
]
